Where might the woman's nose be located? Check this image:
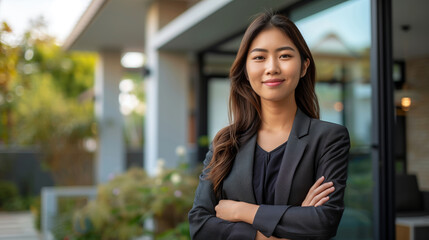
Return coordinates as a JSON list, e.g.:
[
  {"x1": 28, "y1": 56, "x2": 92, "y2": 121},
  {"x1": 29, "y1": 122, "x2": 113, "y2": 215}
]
[{"x1": 265, "y1": 57, "x2": 280, "y2": 75}]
